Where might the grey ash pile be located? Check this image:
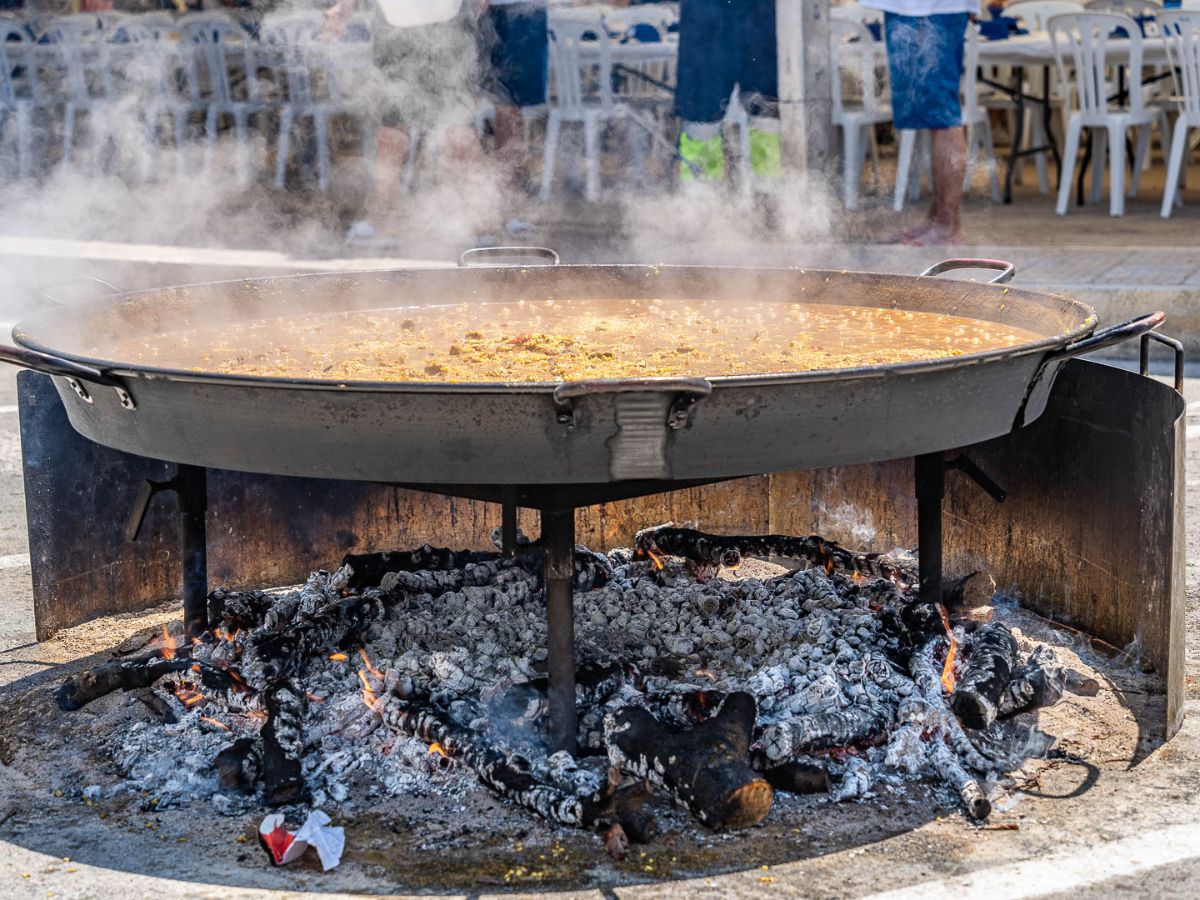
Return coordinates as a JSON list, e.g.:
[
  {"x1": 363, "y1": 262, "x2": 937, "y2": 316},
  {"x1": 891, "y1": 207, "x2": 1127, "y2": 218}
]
[{"x1": 55, "y1": 524, "x2": 1092, "y2": 849}]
